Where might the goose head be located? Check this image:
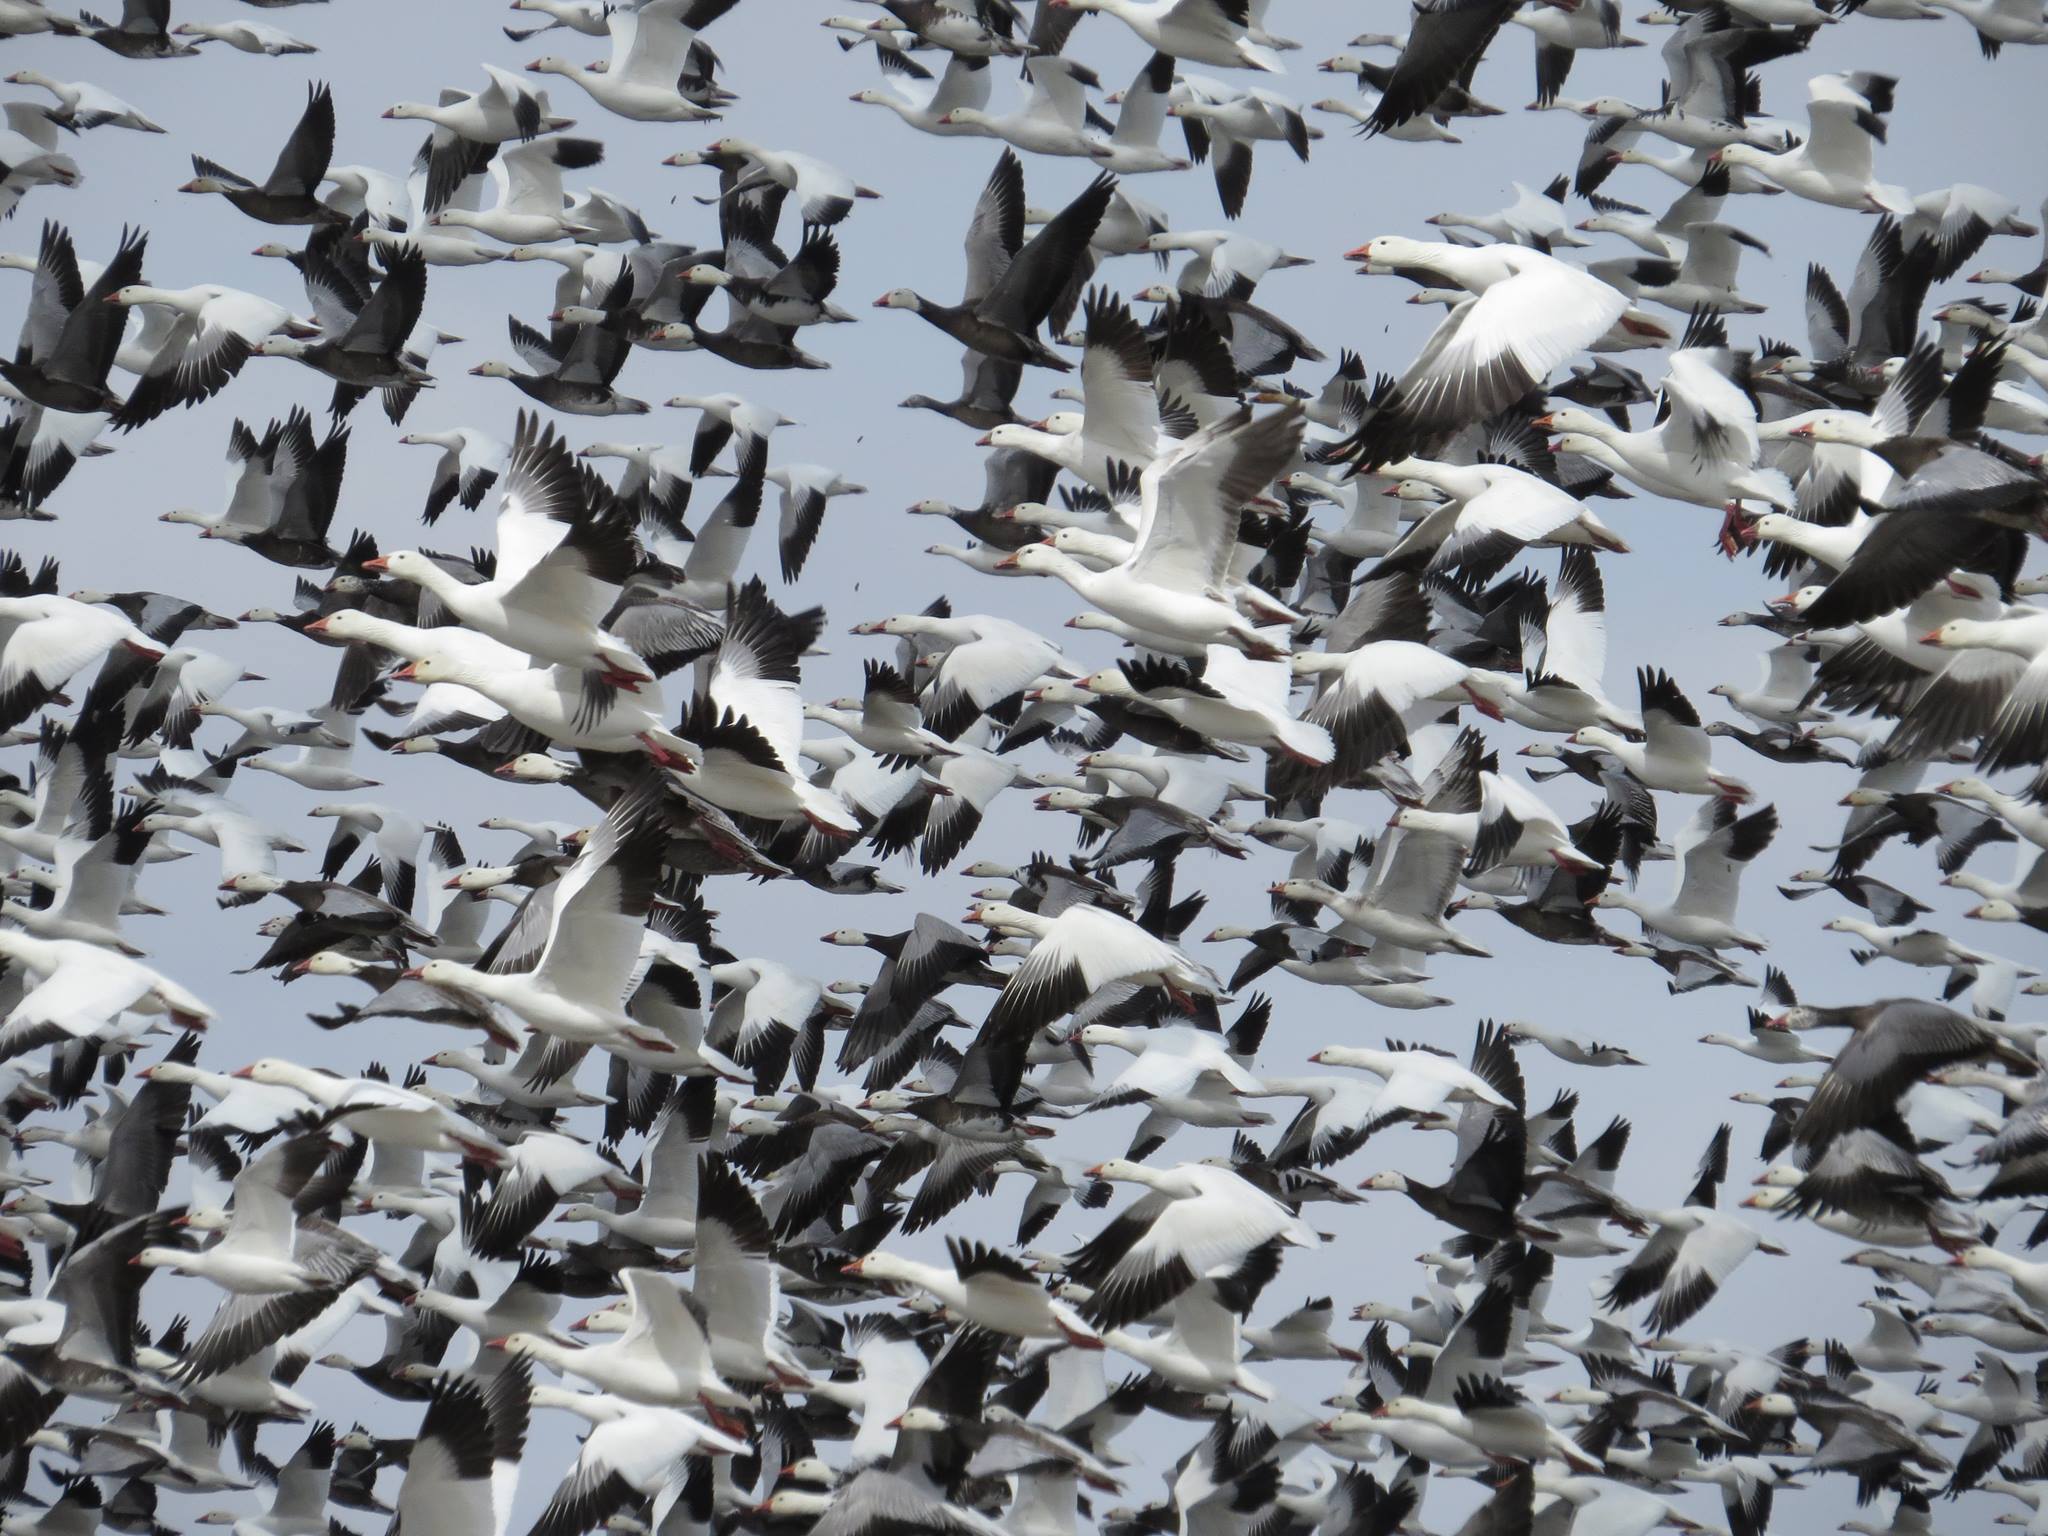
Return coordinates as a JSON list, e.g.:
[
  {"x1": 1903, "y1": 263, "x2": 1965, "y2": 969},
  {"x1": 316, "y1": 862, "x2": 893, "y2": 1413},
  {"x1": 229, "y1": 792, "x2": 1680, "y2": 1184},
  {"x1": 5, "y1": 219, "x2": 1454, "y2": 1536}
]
[
  {"x1": 219, "y1": 872, "x2": 286, "y2": 897},
  {"x1": 1268, "y1": 877, "x2": 1335, "y2": 905},
  {"x1": 496, "y1": 754, "x2": 576, "y2": 782},
  {"x1": 1074, "y1": 666, "x2": 1138, "y2": 699},
  {"x1": 405, "y1": 958, "x2": 471, "y2": 989},
  {"x1": 991, "y1": 544, "x2": 1067, "y2": 576},
  {"x1": 233, "y1": 1057, "x2": 321, "y2": 1089},
  {"x1": 359, "y1": 550, "x2": 439, "y2": 586}
]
